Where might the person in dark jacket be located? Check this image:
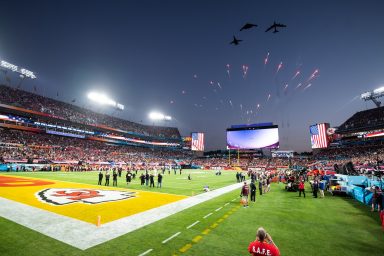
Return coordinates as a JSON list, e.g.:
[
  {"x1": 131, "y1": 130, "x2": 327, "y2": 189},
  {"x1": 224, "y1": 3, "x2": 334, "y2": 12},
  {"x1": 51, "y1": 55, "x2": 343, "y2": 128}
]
[
  {"x1": 258, "y1": 179, "x2": 263, "y2": 196},
  {"x1": 150, "y1": 174, "x2": 155, "y2": 188},
  {"x1": 157, "y1": 173, "x2": 163, "y2": 188},
  {"x1": 112, "y1": 171, "x2": 118, "y2": 187},
  {"x1": 250, "y1": 181, "x2": 257, "y2": 202},
  {"x1": 98, "y1": 171, "x2": 103, "y2": 185}
]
